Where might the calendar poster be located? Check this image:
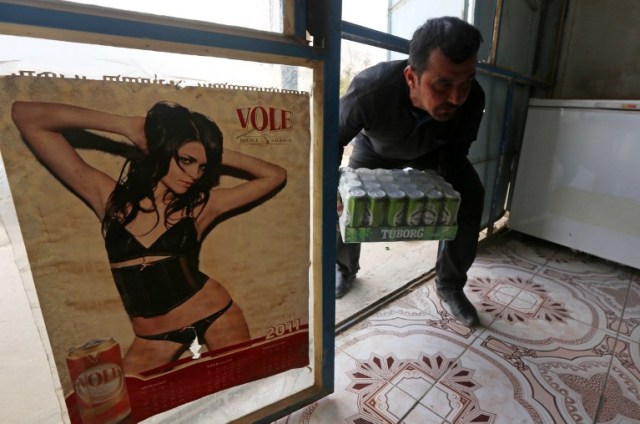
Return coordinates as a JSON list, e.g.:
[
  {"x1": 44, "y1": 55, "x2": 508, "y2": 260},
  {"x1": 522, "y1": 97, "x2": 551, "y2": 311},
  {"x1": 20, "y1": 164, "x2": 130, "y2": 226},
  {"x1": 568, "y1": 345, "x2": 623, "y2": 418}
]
[{"x1": 0, "y1": 76, "x2": 310, "y2": 423}]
